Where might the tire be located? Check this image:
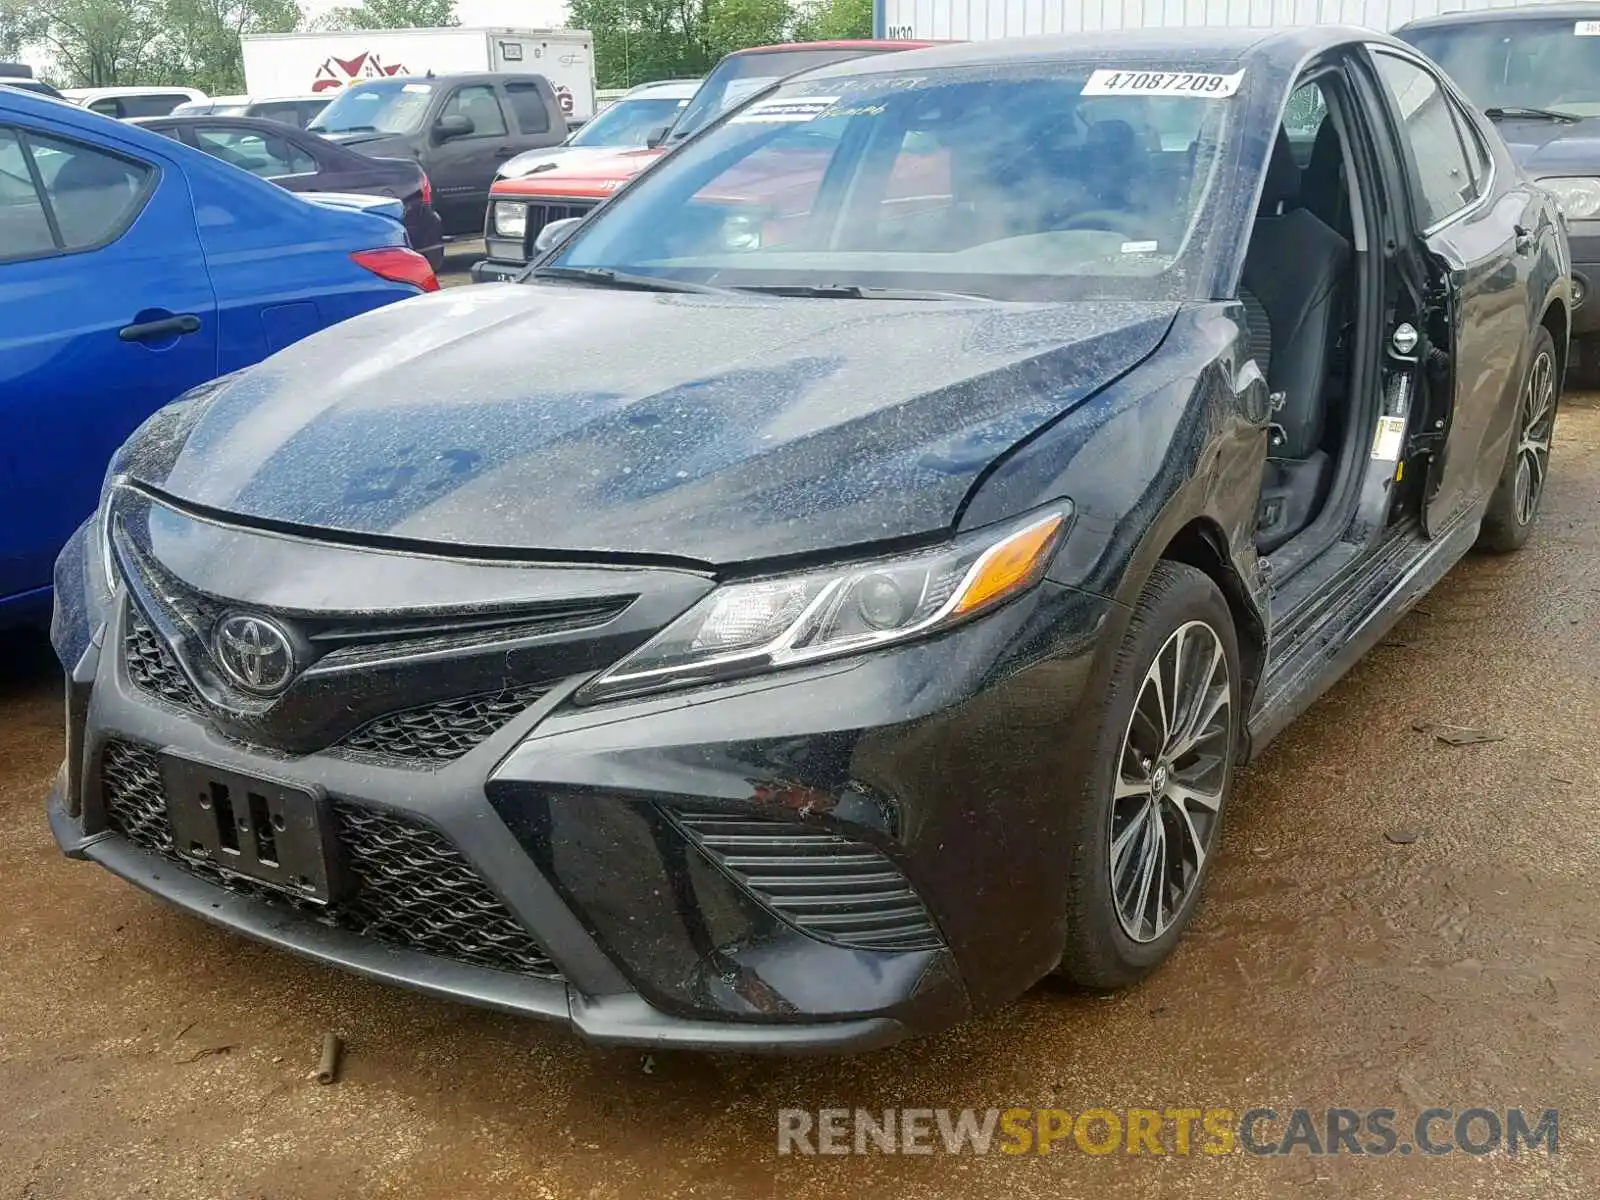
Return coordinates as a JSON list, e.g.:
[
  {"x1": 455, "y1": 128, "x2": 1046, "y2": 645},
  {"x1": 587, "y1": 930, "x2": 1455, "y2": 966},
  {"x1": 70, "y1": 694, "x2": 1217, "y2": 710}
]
[
  {"x1": 1056, "y1": 561, "x2": 1242, "y2": 990},
  {"x1": 1477, "y1": 326, "x2": 1558, "y2": 554}
]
